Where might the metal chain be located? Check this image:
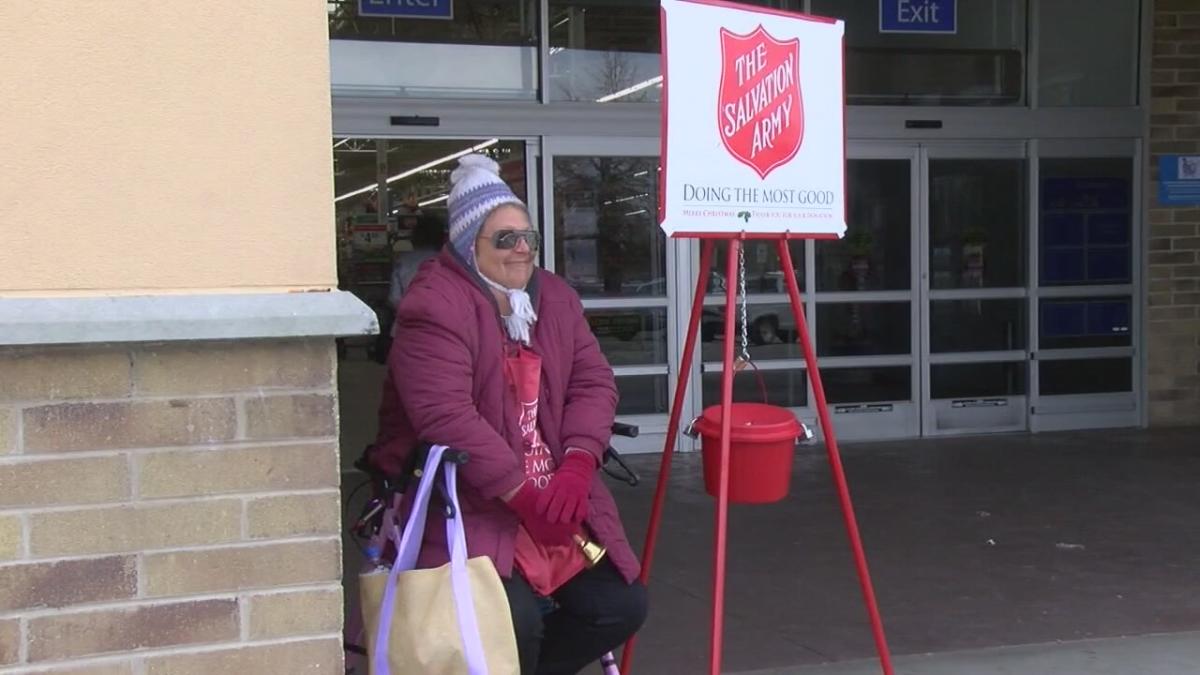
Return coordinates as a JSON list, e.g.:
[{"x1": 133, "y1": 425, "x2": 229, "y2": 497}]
[{"x1": 738, "y1": 242, "x2": 750, "y2": 364}]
